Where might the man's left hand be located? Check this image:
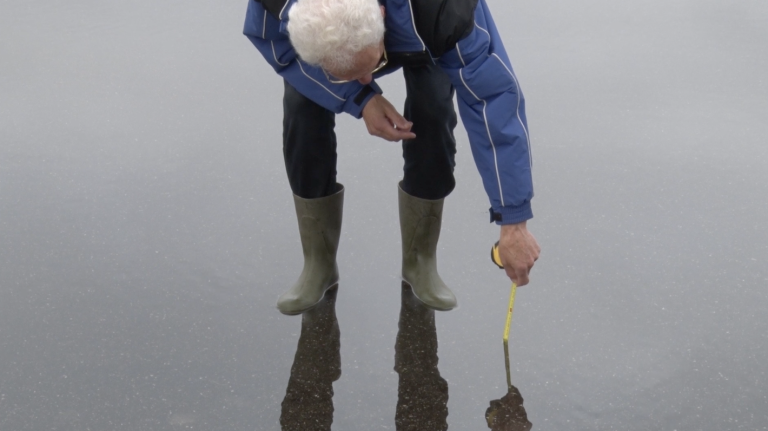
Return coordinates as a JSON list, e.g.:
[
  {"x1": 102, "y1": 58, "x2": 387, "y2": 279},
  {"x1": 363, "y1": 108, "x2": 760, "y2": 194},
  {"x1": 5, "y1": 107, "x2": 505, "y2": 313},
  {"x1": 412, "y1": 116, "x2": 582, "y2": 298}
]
[{"x1": 498, "y1": 221, "x2": 540, "y2": 286}]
